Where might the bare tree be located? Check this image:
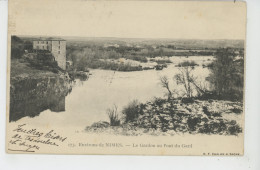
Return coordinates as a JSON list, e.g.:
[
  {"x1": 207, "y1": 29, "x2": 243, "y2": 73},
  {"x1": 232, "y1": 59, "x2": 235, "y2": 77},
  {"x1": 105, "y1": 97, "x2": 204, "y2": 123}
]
[
  {"x1": 175, "y1": 67, "x2": 209, "y2": 98},
  {"x1": 160, "y1": 67, "x2": 209, "y2": 100},
  {"x1": 190, "y1": 79, "x2": 209, "y2": 96},
  {"x1": 160, "y1": 76, "x2": 172, "y2": 100},
  {"x1": 175, "y1": 67, "x2": 194, "y2": 98}
]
